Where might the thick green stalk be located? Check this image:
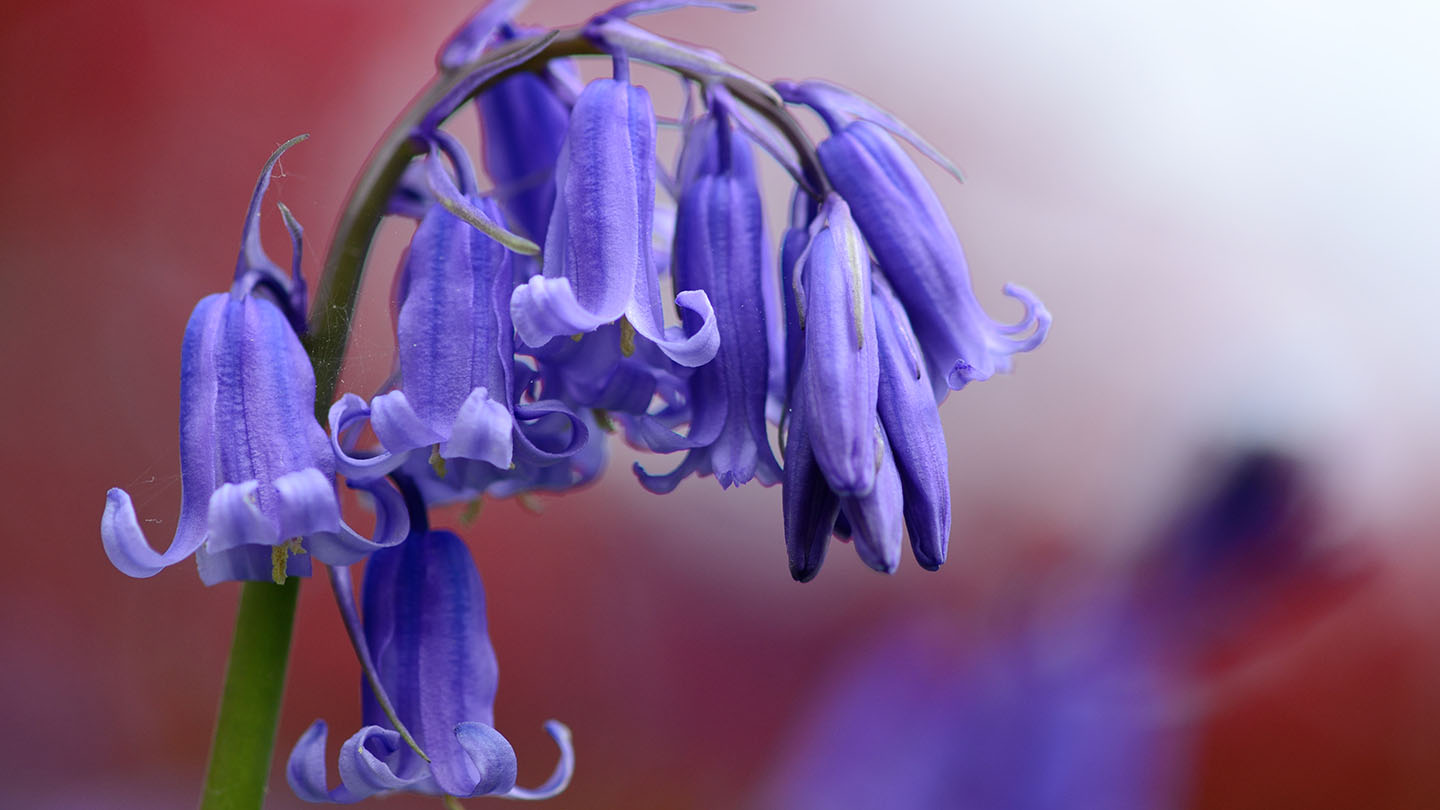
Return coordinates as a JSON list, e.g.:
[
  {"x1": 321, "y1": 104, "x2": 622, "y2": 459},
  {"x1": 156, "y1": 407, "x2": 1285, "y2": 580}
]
[
  {"x1": 196, "y1": 25, "x2": 826, "y2": 809},
  {"x1": 199, "y1": 577, "x2": 300, "y2": 810}
]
